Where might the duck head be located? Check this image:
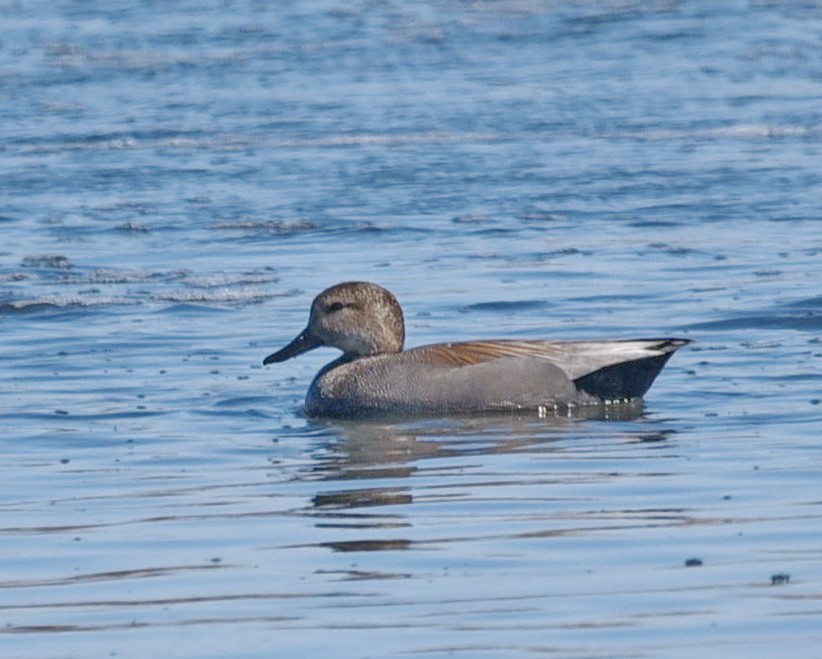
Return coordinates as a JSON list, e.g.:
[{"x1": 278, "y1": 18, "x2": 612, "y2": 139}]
[{"x1": 263, "y1": 281, "x2": 405, "y2": 364}]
